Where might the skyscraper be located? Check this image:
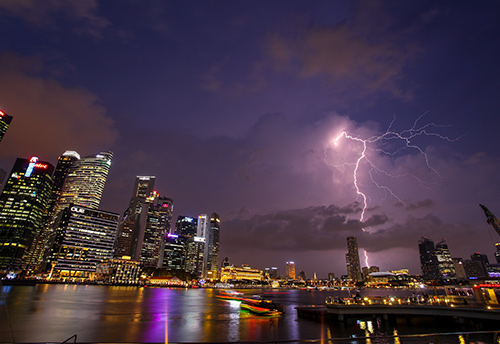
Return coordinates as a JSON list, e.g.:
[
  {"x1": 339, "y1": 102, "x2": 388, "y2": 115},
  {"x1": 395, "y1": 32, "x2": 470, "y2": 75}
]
[
  {"x1": 54, "y1": 151, "x2": 113, "y2": 215},
  {"x1": 0, "y1": 157, "x2": 54, "y2": 270},
  {"x1": 49, "y1": 205, "x2": 119, "y2": 279},
  {"x1": 286, "y1": 261, "x2": 296, "y2": 279},
  {"x1": 0, "y1": 110, "x2": 13, "y2": 143},
  {"x1": 205, "y1": 213, "x2": 221, "y2": 278},
  {"x1": 418, "y1": 237, "x2": 440, "y2": 281},
  {"x1": 435, "y1": 239, "x2": 456, "y2": 280},
  {"x1": 346, "y1": 236, "x2": 362, "y2": 282},
  {"x1": 115, "y1": 176, "x2": 155, "y2": 259}
]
